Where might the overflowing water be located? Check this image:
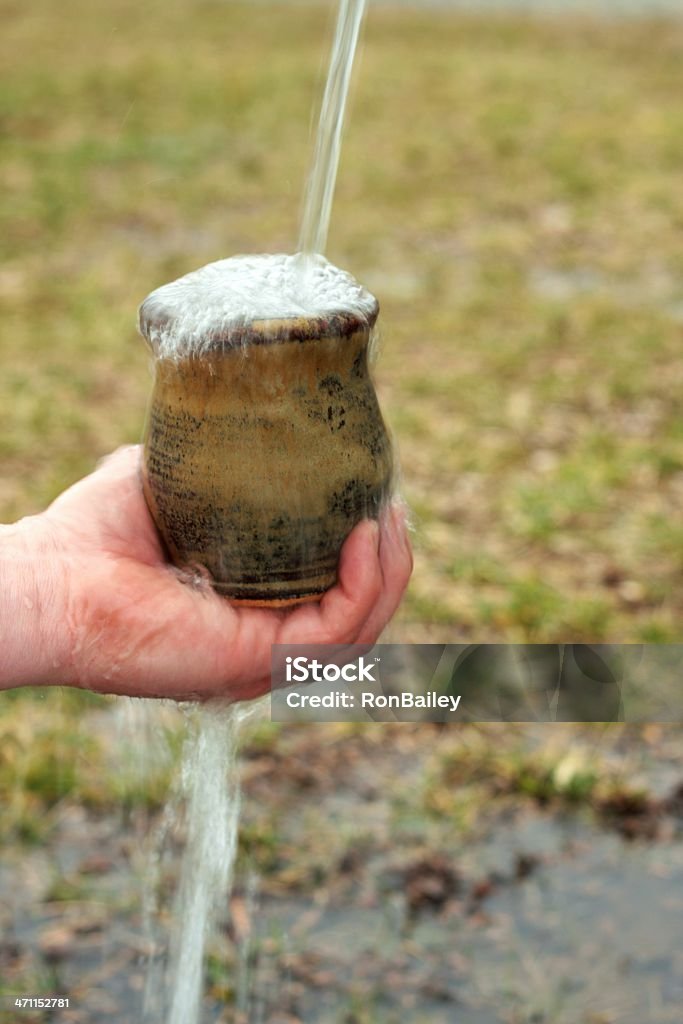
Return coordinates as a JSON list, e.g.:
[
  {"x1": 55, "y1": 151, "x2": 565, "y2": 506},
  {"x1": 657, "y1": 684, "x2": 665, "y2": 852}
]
[{"x1": 138, "y1": 252, "x2": 377, "y2": 358}]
